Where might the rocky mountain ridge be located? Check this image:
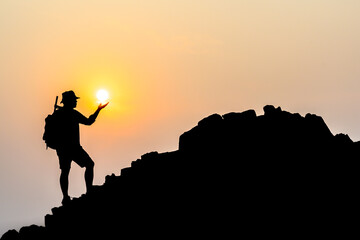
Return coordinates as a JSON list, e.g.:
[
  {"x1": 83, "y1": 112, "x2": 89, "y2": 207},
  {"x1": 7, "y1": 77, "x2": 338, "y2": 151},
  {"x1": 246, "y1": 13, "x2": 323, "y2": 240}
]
[{"x1": 2, "y1": 105, "x2": 359, "y2": 239}]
